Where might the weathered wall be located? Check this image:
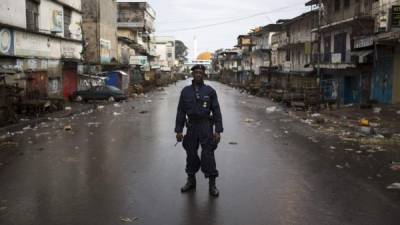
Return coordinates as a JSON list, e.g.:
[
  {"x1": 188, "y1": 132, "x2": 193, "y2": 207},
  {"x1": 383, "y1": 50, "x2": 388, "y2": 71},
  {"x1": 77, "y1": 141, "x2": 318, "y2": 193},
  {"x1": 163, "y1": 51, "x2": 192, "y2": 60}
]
[
  {"x1": 69, "y1": 11, "x2": 83, "y2": 40},
  {"x1": 82, "y1": 0, "x2": 99, "y2": 63},
  {"x1": 0, "y1": 0, "x2": 26, "y2": 28},
  {"x1": 100, "y1": 0, "x2": 118, "y2": 62},
  {"x1": 58, "y1": 0, "x2": 82, "y2": 11},
  {"x1": 392, "y1": 45, "x2": 400, "y2": 104},
  {"x1": 14, "y1": 31, "x2": 61, "y2": 59},
  {"x1": 39, "y1": 0, "x2": 64, "y2": 36}
]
